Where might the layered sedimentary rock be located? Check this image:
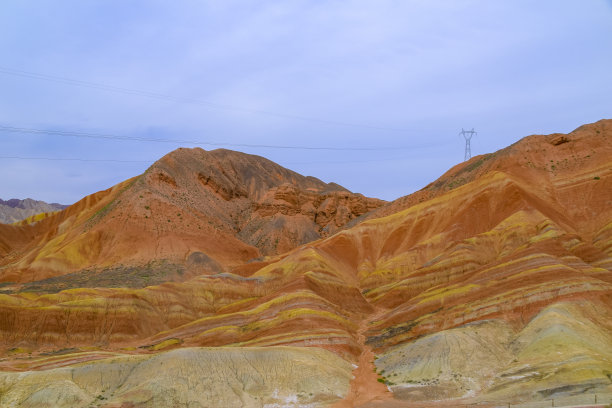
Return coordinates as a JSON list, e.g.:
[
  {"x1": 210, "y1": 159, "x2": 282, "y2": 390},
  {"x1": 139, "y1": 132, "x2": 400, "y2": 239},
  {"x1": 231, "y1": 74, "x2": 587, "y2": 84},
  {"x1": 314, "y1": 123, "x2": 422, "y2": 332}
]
[
  {"x1": 0, "y1": 148, "x2": 383, "y2": 287},
  {"x1": 356, "y1": 119, "x2": 612, "y2": 234},
  {"x1": 0, "y1": 347, "x2": 353, "y2": 408},
  {"x1": 0, "y1": 120, "x2": 611, "y2": 407}
]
